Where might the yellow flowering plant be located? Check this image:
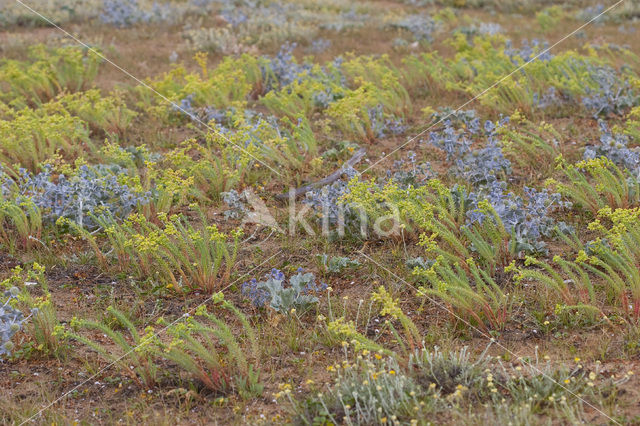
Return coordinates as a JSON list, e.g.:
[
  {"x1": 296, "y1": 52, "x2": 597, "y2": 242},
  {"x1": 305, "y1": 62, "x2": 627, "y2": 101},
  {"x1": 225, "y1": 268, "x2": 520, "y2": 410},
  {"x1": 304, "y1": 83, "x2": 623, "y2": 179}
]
[
  {"x1": 67, "y1": 306, "x2": 160, "y2": 389},
  {"x1": 137, "y1": 52, "x2": 262, "y2": 114},
  {"x1": 0, "y1": 106, "x2": 92, "y2": 174},
  {"x1": 76, "y1": 209, "x2": 242, "y2": 293},
  {"x1": 549, "y1": 156, "x2": 640, "y2": 216},
  {"x1": 3, "y1": 264, "x2": 64, "y2": 358},
  {"x1": 0, "y1": 199, "x2": 43, "y2": 252},
  {"x1": 371, "y1": 286, "x2": 421, "y2": 353},
  {"x1": 0, "y1": 44, "x2": 101, "y2": 107},
  {"x1": 416, "y1": 256, "x2": 512, "y2": 332},
  {"x1": 517, "y1": 207, "x2": 640, "y2": 322},
  {"x1": 159, "y1": 296, "x2": 262, "y2": 398},
  {"x1": 43, "y1": 89, "x2": 137, "y2": 138}
]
